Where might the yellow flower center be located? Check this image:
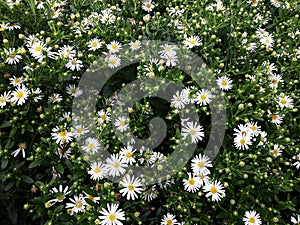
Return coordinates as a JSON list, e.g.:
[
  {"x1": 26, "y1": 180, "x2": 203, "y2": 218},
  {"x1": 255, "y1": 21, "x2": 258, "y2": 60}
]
[
  {"x1": 280, "y1": 99, "x2": 287, "y2": 105},
  {"x1": 249, "y1": 217, "x2": 255, "y2": 223},
  {"x1": 251, "y1": 126, "x2": 257, "y2": 131},
  {"x1": 18, "y1": 143, "x2": 27, "y2": 149},
  {"x1": 59, "y1": 130, "x2": 67, "y2": 137},
  {"x1": 166, "y1": 220, "x2": 173, "y2": 225},
  {"x1": 17, "y1": 91, "x2": 24, "y2": 98},
  {"x1": 92, "y1": 42, "x2": 98, "y2": 47},
  {"x1": 128, "y1": 184, "x2": 135, "y2": 191},
  {"x1": 221, "y1": 80, "x2": 228, "y2": 86},
  {"x1": 93, "y1": 167, "x2": 101, "y2": 174},
  {"x1": 265, "y1": 39, "x2": 270, "y2": 44},
  {"x1": 88, "y1": 143, "x2": 95, "y2": 149},
  {"x1": 0, "y1": 27, "x2": 5, "y2": 31},
  {"x1": 271, "y1": 114, "x2": 277, "y2": 120},
  {"x1": 77, "y1": 127, "x2": 83, "y2": 133},
  {"x1": 120, "y1": 121, "x2": 126, "y2": 126},
  {"x1": 273, "y1": 149, "x2": 278, "y2": 155},
  {"x1": 188, "y1": 178, "x2": 195, "y2": 185},
  {"x1": 35, "y1": 46, "x2": 42, "y2": 51},
  {"x1": 272, "y1": 80, "x2": 278, "y2": 84},
  {"x1": 189, "y1": 39, "x2": 196, "y2": 45},
  {"x1": 125, "y1": 152, "x2": 132, "y2": 158},
  {"x1": 198, "y1": 161, "x2": 204, "y2": 168},
  {"x1": 201, "y1": 95, "x2": 207, "y2": 100},
  {"x1": 189, "y1": 129, "x2": 196, "y2": 135},
  {"x1": 71, "y1": 60, "x2": 77, "y2": 65},
  {"x1": 111, "y1": 44, "x2": 118, "y2": 50},
  {"x1": 146, "y1": 3, "x2": 152, "y2": 8},
  {"x1": 75, "y1": 201, "x2": 82, "y2": 208},
  {"x1": 110, "y1": 59, "x2": 116, "y2": 65},
  {"x1": 210, "y1": 187, "x2": 217, "y2": 194},
  {"x1": 0, "y1": 97, "x2": 7, "y2": 103},
  {"x1": 108, "y1": 213, "x2": 116, "y2": 221},
  {"x1": 240, "y1": 139, "x2": 246, "y2": 145},
  {"x1": 57, "y1": 194, "x2": 65, "y2": 201},
  {"x1": 101, "y1": 115, "x2": 107, "y2": 120},
  {"x1": 114, "y1": 162, "x2": 120, "y2": 168},
  {"x1": 71, "y1": 88, "x2": 77, "y2": 94}
]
